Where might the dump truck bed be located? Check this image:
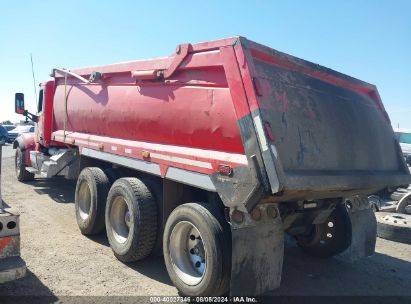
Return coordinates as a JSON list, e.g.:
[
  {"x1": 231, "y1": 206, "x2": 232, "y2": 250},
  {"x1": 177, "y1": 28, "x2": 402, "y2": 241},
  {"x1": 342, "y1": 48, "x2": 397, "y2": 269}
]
[
  {"x1": 241, "y1": 39, "x2": 410, "y2": 200},
  {"x1": 49, "y1": 36, "x2": 410, "y2": 208}
]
